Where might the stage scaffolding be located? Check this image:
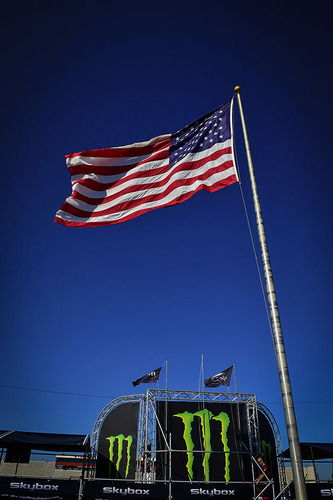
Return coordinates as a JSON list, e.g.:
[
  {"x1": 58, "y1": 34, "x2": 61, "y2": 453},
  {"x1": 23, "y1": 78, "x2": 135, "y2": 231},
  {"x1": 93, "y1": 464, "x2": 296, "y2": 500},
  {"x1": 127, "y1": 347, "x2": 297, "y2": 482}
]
[{"x1": 91, "y1": 389, "x2": 287, "y2": 499}]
